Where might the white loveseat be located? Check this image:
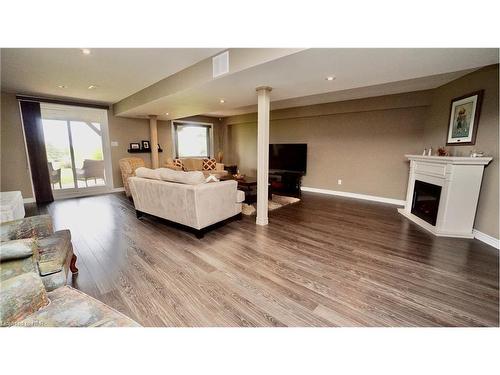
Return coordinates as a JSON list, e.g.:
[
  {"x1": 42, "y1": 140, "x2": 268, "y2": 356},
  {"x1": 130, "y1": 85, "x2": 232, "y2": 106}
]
[{"x1": 128, "y1": 168, "x2": 244, "y2": 238}]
